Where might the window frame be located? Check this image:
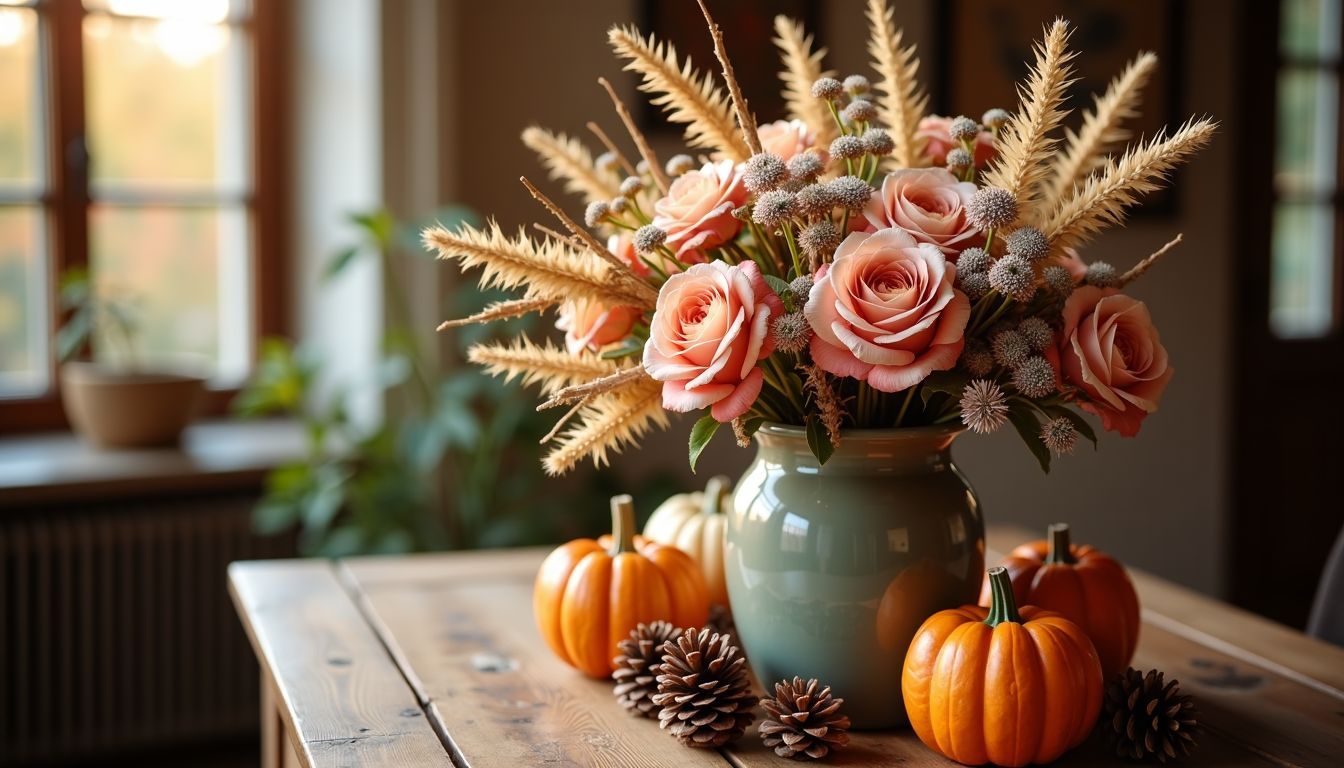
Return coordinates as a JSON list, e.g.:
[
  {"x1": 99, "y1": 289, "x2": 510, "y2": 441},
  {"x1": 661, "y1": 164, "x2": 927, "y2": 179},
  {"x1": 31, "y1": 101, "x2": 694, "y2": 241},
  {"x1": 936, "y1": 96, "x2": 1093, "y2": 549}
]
[{"x1": 0, "y1": 0, "x2": 287, "y2": 433}]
